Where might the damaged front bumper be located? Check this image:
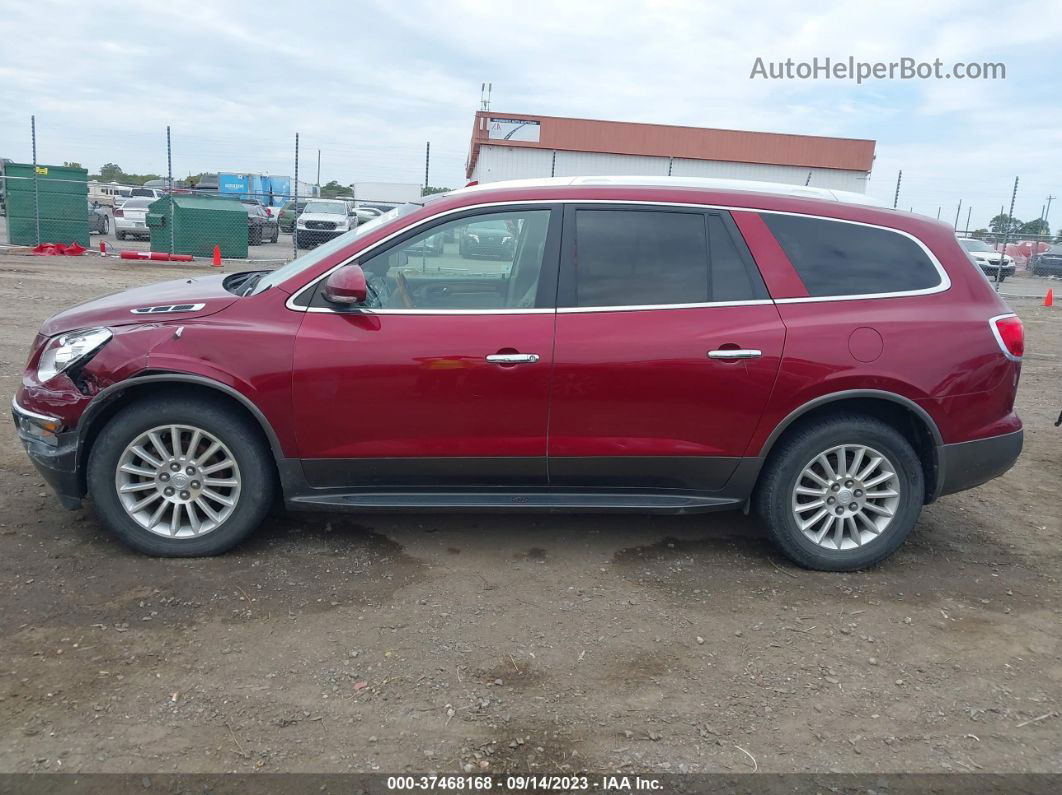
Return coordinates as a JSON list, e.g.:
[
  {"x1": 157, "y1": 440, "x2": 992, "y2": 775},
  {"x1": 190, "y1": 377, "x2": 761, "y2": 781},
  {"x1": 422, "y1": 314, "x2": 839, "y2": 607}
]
[{"x1": 11, "y1": 397, "x2": 83, "y2": 510}]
